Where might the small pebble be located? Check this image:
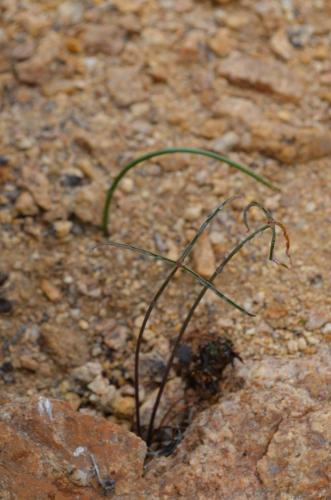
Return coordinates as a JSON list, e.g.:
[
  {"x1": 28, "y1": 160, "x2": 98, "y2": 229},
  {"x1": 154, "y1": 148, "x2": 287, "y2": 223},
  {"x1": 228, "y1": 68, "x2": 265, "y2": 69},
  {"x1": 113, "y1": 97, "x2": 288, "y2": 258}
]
[
  {"x1": 192, "y1": 233, "x2": 216, "y2": 277},
  {"x1": 0, "y1": 297, "x2": 13, "y2": 314},
  {"x1": 321, "y1": 323, "x2": 331, "y2": 334},
  {"x1": 15, "y1": 192, "x2": 38, "y2": 216},
  {"x1": 0, "y1": 156, "x2": 9, "y2": 166},
  {"x1": 69, "y1": 469, "x2": 90, "y2": 487},
  {"x1": 88, "y1": 375, "x2": 111, "y2": 396},
  {"x1": 72, "y1": 362, "x2": 102, "y2": 383},
  {"x1": 121, "y1": 178, "x2": 134, "y2": 193},
  {"x1": 305, "y1": 202, "x2": 316, "y2": 213},
  {"x1": 297, "y1": 337, "x2": 307, "y2": 351},
  {"x1": 287, "y1": 340, "x2": 298, "y2": 354},
  {"x1": 111, "y1": 395, "x2": 135, "y2": 418},
  {"x1": 54, "y1": 220, "x2": 72, "y2": 238},
  {"x1": 40, "y1": 279, "x2": 62, "y2": 302},
  {"x1": 79, "y1": 320, "x2": 89, "y2": 331},
  {"x1": 184, "y1": 205, "x2": 203, "y2": 221}
]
